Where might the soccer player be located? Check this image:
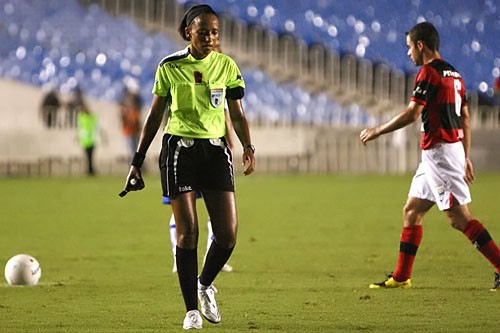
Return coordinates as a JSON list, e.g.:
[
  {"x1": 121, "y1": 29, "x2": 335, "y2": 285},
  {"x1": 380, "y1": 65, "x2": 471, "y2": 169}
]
[
  {"x1": 123, "y1": 4, "x2": 255, "y2": 330},
  {"x1": 360, "y1": 22, "x2": 500, "y2": 291},
  {"x1": 166, "y1": 38, "x2": 234, "y2": 275}
]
